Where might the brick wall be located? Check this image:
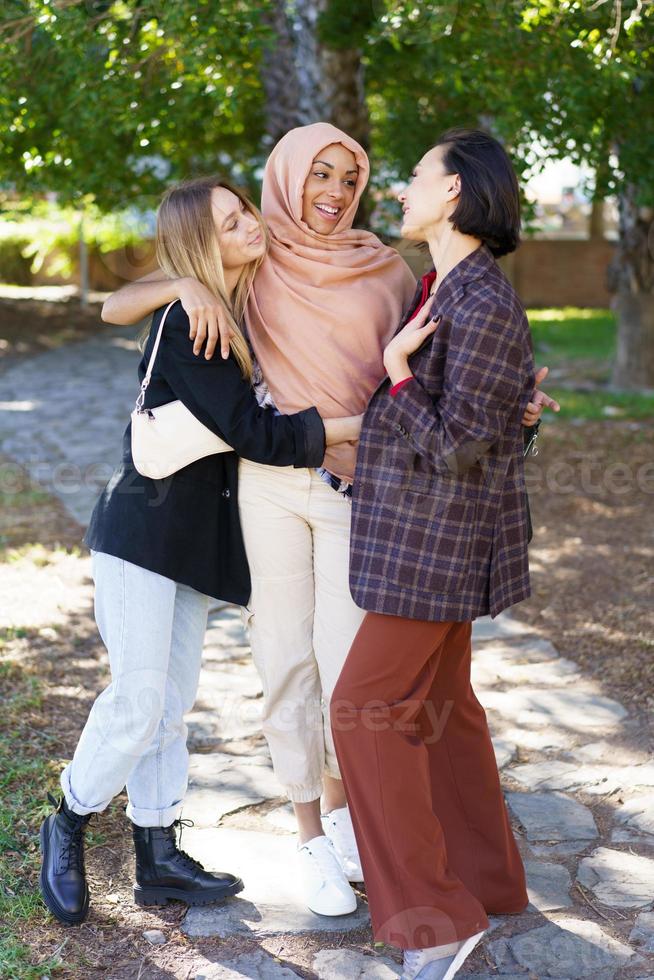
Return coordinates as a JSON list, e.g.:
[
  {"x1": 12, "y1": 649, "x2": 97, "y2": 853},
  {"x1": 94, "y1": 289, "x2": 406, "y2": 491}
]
[
  {"x1": 396, "y1": 237, "x2": 616, "y2": 309},
  {"x1": 25, "y1": 236, "x2": 615, "y2": 309}
]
